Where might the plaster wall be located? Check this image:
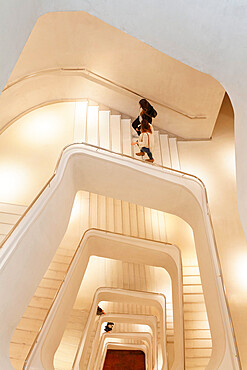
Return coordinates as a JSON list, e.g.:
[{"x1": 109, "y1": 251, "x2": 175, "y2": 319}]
[{"x1": 178, "y1": 94, "x2": 247, "y2": 367}]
